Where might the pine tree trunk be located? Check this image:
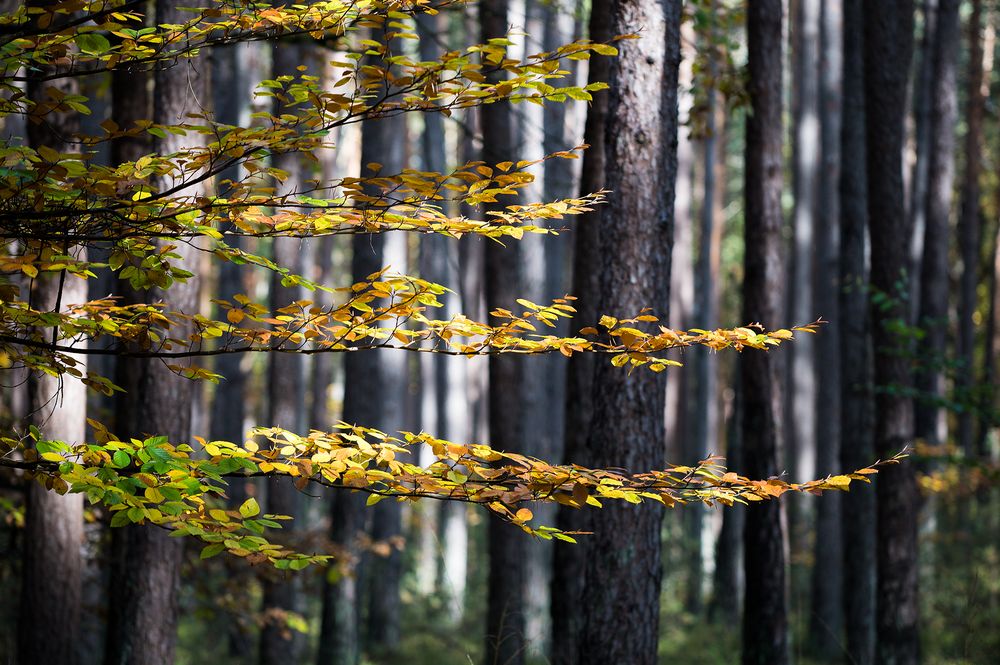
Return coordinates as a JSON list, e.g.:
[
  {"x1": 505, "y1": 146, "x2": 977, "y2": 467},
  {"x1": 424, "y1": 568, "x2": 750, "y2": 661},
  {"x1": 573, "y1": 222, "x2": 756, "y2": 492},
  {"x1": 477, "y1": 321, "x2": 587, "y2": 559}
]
[
  {"x1": 104, "y1": 3, "x2": 203, "y2": 661},
  {"x1": 479, "y1": 3, "x2": 528, "y2": 663},
  {"x1": 549, "y1": 0, "x2": 610, "y2": 660},
  {"x1": 258, "y1": 41, "x2": 309, "y2": 665},
  {"x1": 956, "y1": 0, "x2": 984, "y2": 456},
  {"x1": 18, "y1": 29, "x2": 86, "y2": 665},
  {"x1": 709, "y1": 378, "x2": 743, "y2": 624},
  {"x1": 741, "y1": 2, "x2": 789, "y2": 664},
  {"x1": 864, "y1": 3, "x2": 921, "y2": 663},
  {"x1": 577, "y1": 1, "x2": 680, "y2": 663},
  {"x1": 807, "y1": 0, "x2": 844, "y2": 658},
  {"x1": 907, "y1": 0, "x2": 937, "y2": 320},
  {"x1": 915, "y1": 0, "x2": 959, "y2": 447},
  {"x1": 839, "y1": 1, "x2": 876, "y2": 662}
]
